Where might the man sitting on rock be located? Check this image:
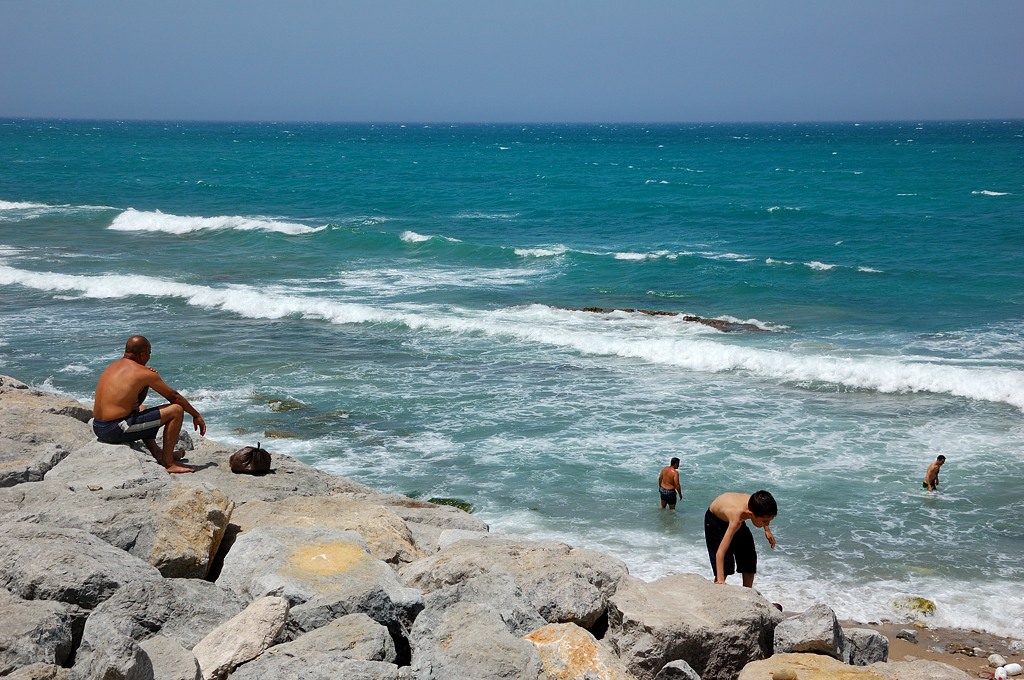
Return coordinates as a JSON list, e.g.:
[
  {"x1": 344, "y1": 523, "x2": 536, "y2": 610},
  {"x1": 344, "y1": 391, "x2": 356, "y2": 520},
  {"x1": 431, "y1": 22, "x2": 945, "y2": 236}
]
[{"x1": 92, "y1": 335, "x2": 205, "y2": 473}]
